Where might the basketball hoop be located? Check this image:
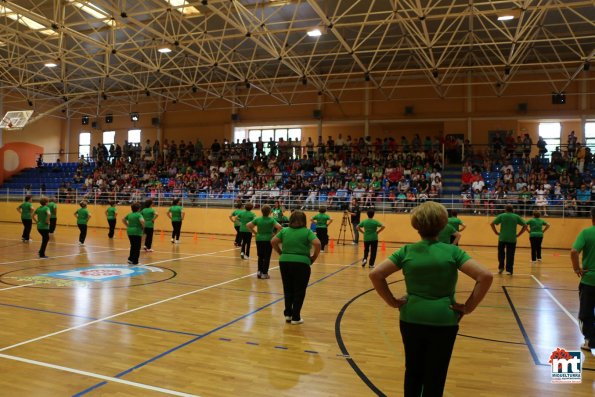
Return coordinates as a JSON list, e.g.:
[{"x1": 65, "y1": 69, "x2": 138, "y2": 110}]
[{"x1": 0, "y1": 110, "x2": 34, "y2": 130}]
